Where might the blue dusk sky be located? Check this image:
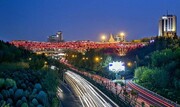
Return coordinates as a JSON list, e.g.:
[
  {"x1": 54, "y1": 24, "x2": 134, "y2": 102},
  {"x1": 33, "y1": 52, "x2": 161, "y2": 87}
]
[{"x1": 0, "y1": 0, "x2": 180, "y2": 42}]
